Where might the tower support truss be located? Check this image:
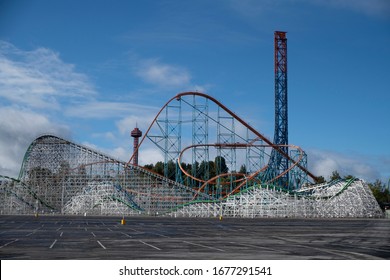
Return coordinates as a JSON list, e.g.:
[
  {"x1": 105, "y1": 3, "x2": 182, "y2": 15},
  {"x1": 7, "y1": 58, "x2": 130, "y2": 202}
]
[{"x1": 269, "y1": 31, "x2": 289, "y2": 188}]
